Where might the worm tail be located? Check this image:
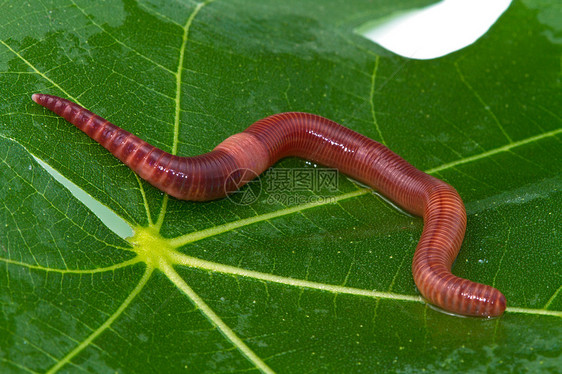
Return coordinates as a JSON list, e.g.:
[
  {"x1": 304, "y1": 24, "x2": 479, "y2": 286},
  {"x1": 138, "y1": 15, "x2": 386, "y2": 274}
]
[
  {"x1": 414, "y1": 185, "x2": 506, "y2": 317},
  {"x1": 32, "y1": 94, "x2": 155, "y2": 172},
  {"x1": 32, "y1": 94, "x2": 196, "y2": 199}
]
